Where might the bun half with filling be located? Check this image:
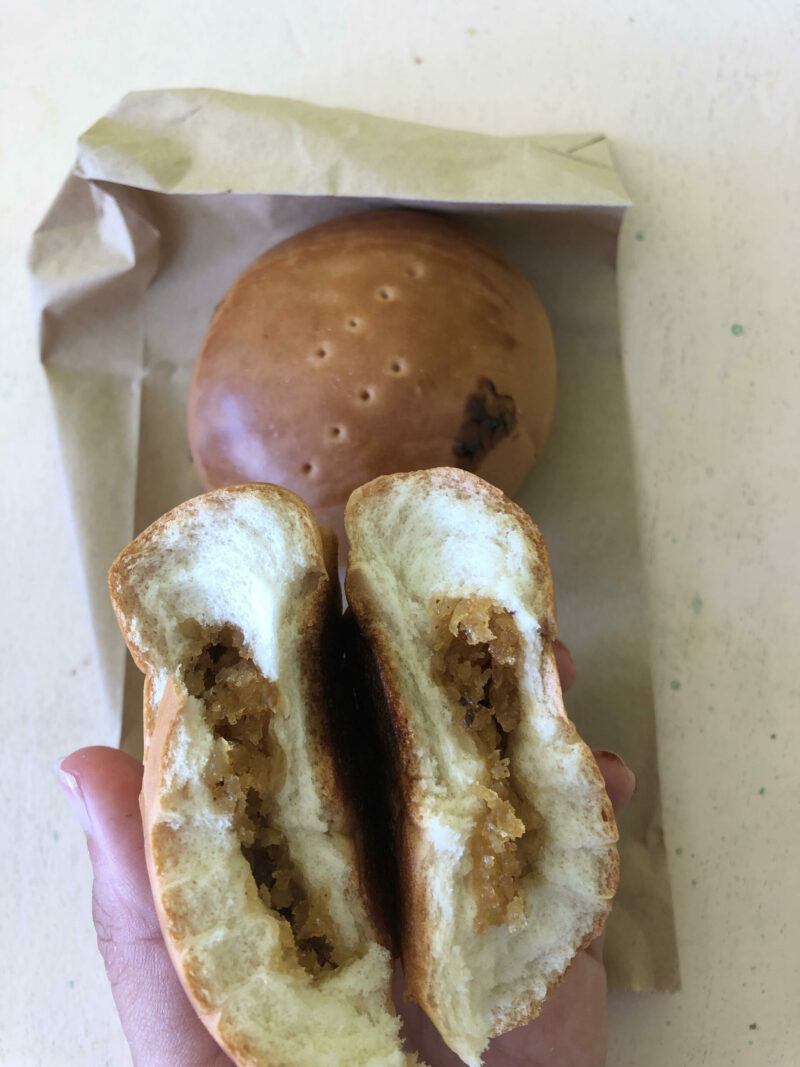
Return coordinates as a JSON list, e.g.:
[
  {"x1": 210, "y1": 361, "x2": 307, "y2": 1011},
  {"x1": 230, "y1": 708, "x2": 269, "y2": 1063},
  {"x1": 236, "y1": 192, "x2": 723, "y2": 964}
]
[
  {"x1": 344, "y1": 468, "x2": 619, "y2": 1067},
  {"x1": 109, "y1": 484, "x2": 415, "y2": 1067}
]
